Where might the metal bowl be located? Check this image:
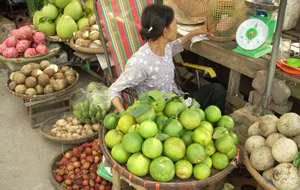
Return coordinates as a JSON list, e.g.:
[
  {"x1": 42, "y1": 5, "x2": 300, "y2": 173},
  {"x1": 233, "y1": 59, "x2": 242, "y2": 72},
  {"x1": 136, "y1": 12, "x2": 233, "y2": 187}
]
[{"x1": 245, "y1": 0, "x2": 279, "y2": 11}]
